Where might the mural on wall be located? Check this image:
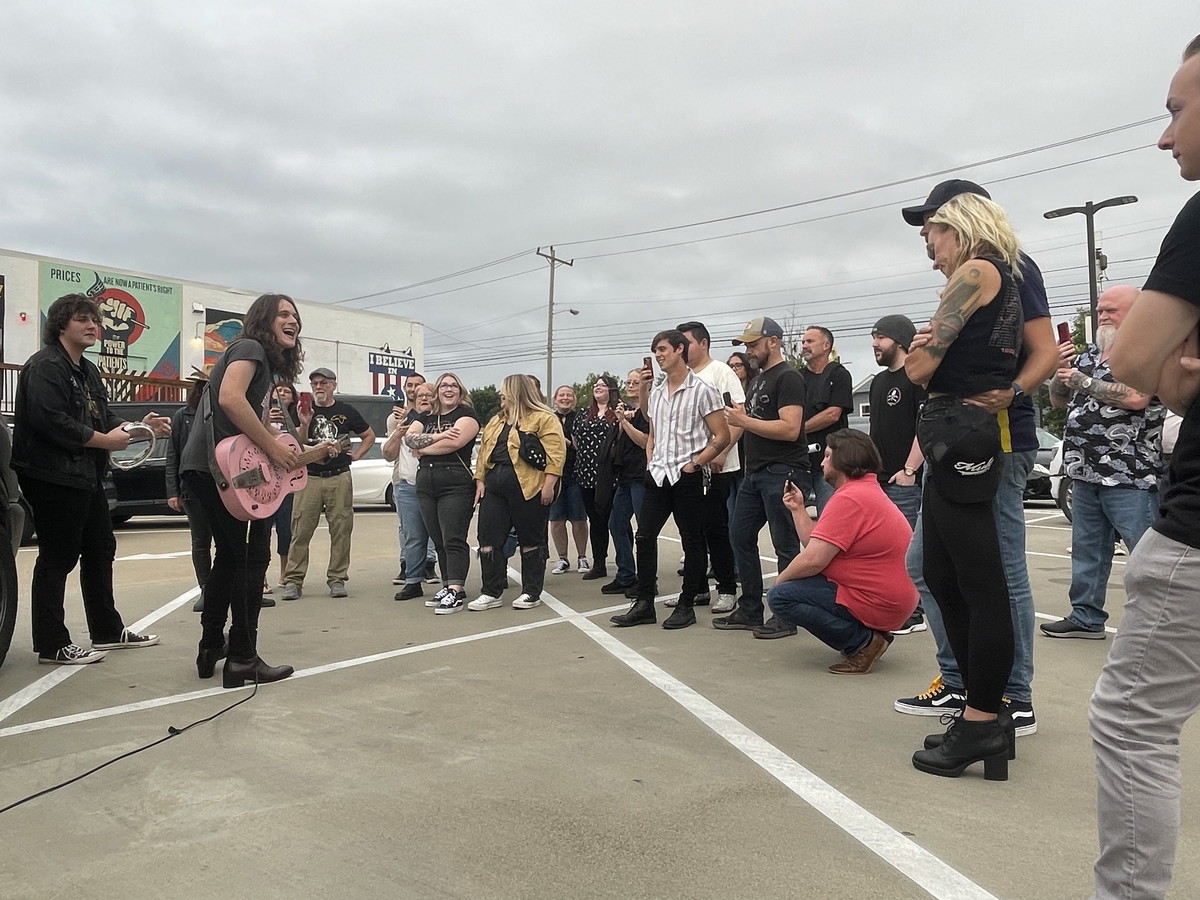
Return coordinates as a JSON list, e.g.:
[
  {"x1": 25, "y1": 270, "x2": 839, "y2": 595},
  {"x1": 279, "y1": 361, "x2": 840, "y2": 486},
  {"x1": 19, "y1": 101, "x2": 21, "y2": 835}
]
[
  {"x1": 368, "y1": 348, "x2": 416, "y2": 399},
  {"x1": 39, "y1": 263, "x2": 182, "y2": 400},
  {"x1": 204, "y1": 308, "x2": 245, "y2": 370}
]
